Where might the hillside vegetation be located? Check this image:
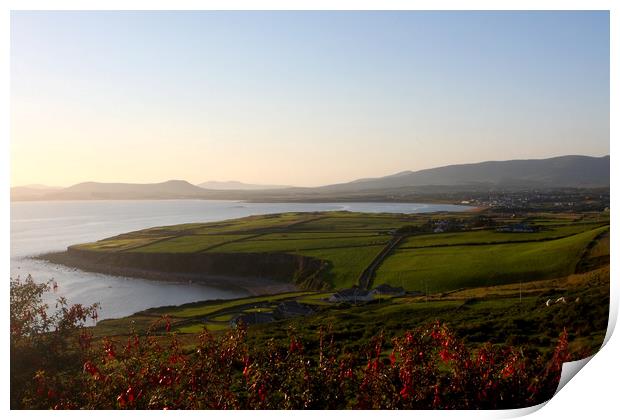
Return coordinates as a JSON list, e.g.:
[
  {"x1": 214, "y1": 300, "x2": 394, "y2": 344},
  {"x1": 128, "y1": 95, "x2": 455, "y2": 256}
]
[
  {"x1": 63, "y1": 211, "x2": 608, "y2": 292},
  {"x1": 17, "y1": 209, "x2": 610, "y2": 409}
]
